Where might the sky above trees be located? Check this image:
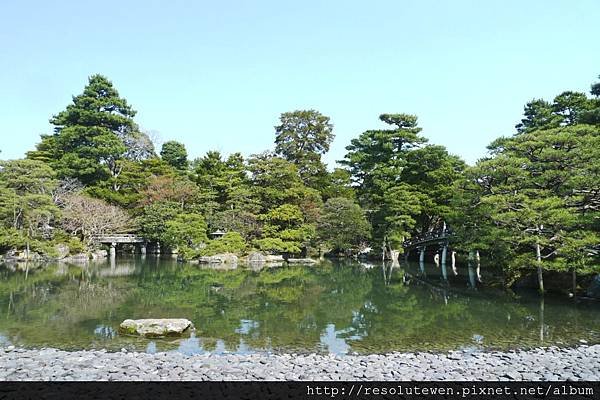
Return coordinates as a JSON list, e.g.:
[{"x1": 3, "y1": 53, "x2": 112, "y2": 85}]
[{"x1": 1, "y1": 0, "x2": 600, "y2": 165}]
